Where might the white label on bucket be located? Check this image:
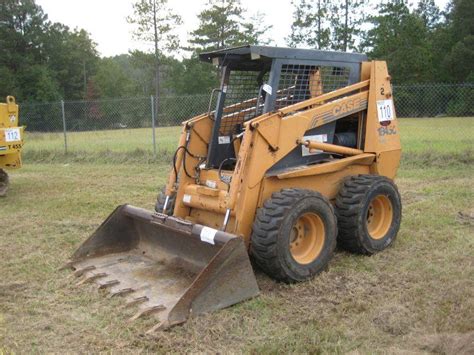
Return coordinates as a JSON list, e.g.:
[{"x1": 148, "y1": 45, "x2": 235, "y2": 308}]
[
  {"x1": 200, "y1": 226, "x2": 217, "y2": 245},
  {"x1": 183, "y1": 194, "x2": 192, "y2": 203}
]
